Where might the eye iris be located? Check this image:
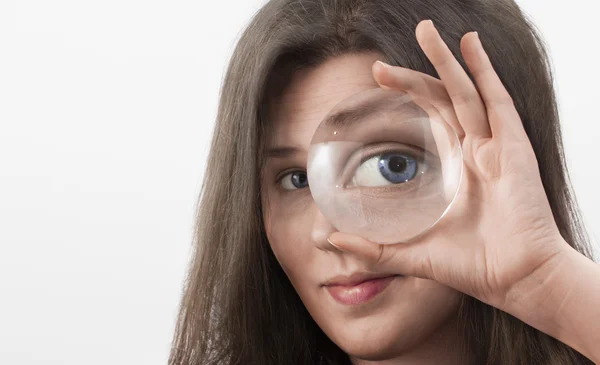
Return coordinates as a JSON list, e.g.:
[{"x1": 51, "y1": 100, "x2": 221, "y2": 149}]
[
  {"x1": 378, "y1": 153, "x2": 417, "y2": 183},
  {"x1": 291, "y1": 172, "x2": 308, "y2": 188}
]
